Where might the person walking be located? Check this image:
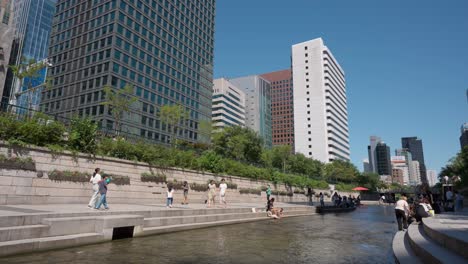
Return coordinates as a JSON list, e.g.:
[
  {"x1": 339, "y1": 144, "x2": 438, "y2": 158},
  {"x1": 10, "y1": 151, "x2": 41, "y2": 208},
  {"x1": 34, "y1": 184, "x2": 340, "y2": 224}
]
[
  {"x1": 319, "y1": 192, "x2": 325, "y2": 207},
  {"x1": 395, "y1": 194, "x2": 410, "y2": 231},
  {"x1": 207, "y1": 180, "x2": 216, "y2": 208},
  {"x1": 166, "y1": 185, "x2": 174, "y2": 208},
  {"x1": 219, "y1": 179, "x2": 228, "y2": 208},
  {"x1": 94, "y1": 174, "x2": 110, "y2": 210},
  {"x1": 87, "y1": 168, "x2": 101, "y2": 209},
  {"x1": 182, "y1": 181, "x2": 189, "y2": 205},
  {"x1": 266, "y1": 185, "x2": 272, "y2": 202}
]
